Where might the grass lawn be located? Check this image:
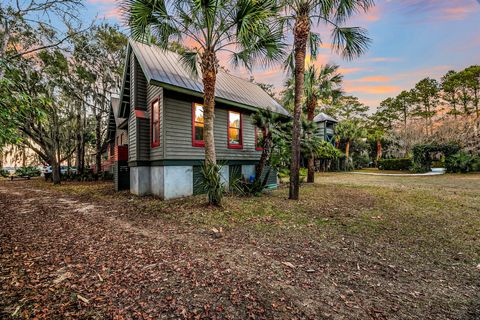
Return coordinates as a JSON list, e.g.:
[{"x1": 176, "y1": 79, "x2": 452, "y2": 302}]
[{"x1": 1, "y1": 173, "x2": 479, "y2": 319}]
